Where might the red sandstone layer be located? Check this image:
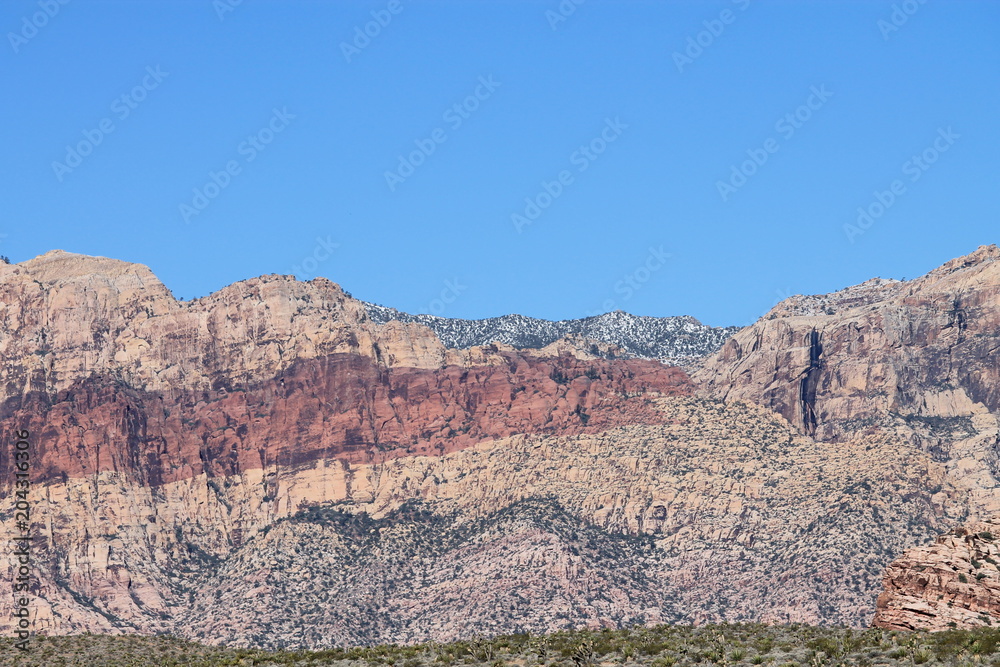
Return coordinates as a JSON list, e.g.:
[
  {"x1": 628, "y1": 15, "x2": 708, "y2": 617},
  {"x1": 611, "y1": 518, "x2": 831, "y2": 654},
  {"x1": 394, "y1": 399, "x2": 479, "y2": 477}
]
[{"x1": 0, "y1": 351, "x2": 691, "y2": 488}]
